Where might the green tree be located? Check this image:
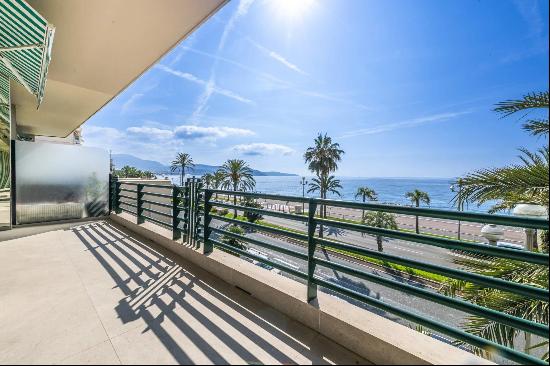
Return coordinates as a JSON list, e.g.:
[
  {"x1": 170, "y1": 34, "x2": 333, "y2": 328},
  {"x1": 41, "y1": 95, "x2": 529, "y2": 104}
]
[
  {"x1": 202, "y1": 173, "x2": 214, "y2": 189},
  {"x1": 217, "y1": 159, "x2": 256, "y2": 218},
  {"x1": 142, "y1": 171, "x2": 156, "y2": 179},
  {"x1": 170, "y1": 153, "x2": 195, "y2": 186},
  {"x1": 243, "y1": 198, "x2": 263, "y2": 223},
  {"x1": 115, "y1": 165, "x2": 142, "y2": 178},
  {"x1": 405, "y1": 189, "x2": 431, "y2": 234},
  {"x1": 362, "y1": 211, "x2": 398, "y2": 252},
  {"x1": 455, "y1": 91, "x2": 549, "y2": 213},
  {"x1": 221, "y1": 225, "x2": 247, "y2": 254},
  {"x1": 447, "y1": 91, "x2": 549, "y2": 362},
  {"x1": 307, "y1": 175, "x2": 342, "y2": 199},
  {"x1": 355, "y1": 186, "x2": 378, "y2": 221},
  {"x1": 304, "y1": 133, "x2": 344, "y2": 237}
]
